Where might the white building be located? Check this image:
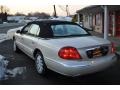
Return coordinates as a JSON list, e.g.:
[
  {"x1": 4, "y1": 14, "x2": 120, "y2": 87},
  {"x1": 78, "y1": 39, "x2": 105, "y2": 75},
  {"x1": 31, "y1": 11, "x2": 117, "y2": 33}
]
[{"x1": 7, "y1": 16, "x2": 26, "y2": 23}]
